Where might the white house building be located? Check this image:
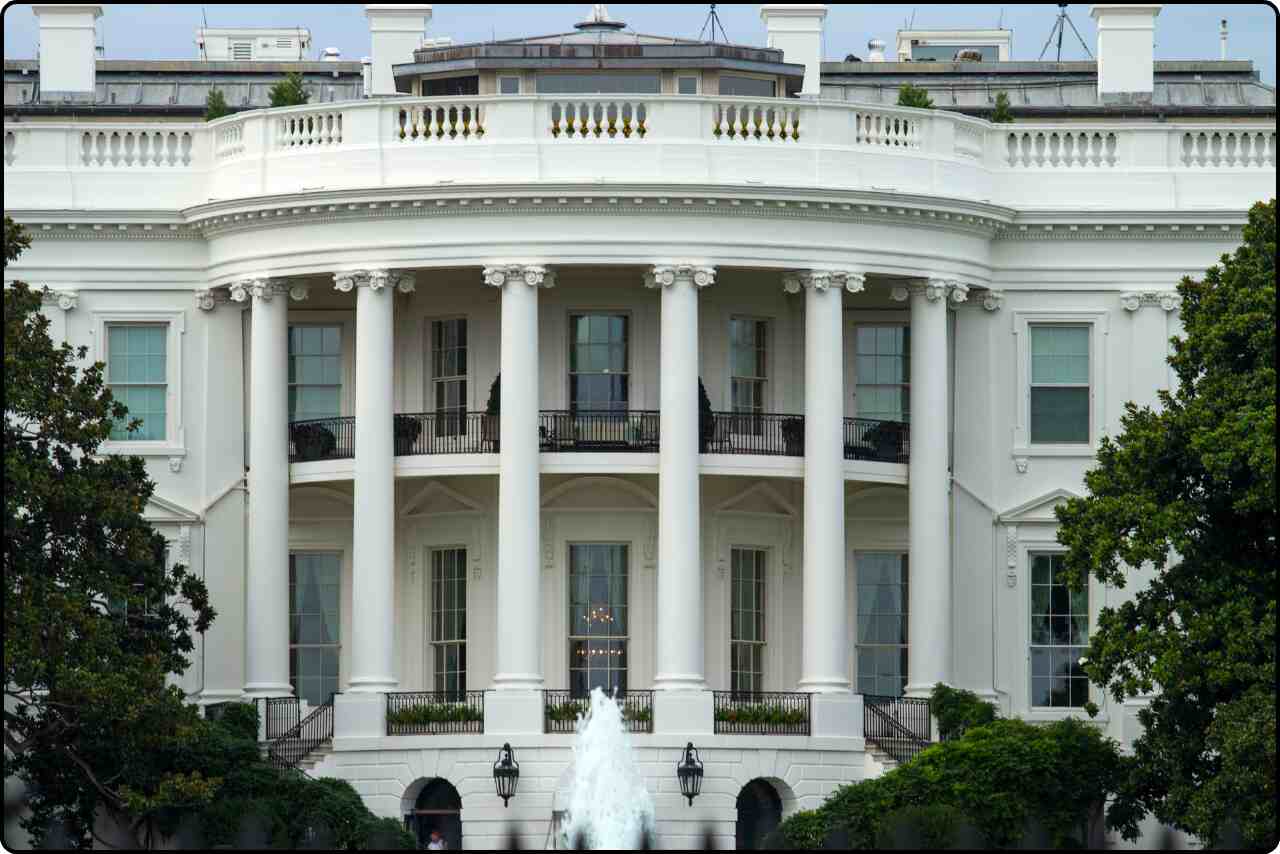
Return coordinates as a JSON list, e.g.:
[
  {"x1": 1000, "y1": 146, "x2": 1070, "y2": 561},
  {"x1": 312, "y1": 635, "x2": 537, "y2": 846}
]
[{"x1": 3, "y1": 3, "x2": 1275, "y2": 849}]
